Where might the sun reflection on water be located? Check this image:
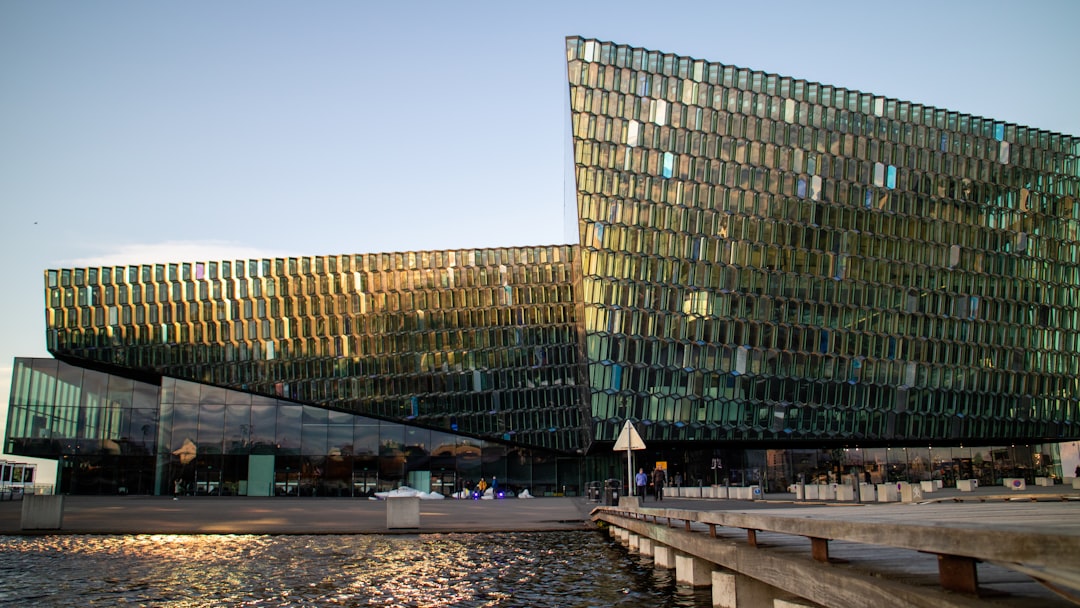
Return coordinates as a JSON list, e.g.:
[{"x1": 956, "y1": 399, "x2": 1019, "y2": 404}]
[{"x1": 0, "y1": 532, "x2": 711, "y2": 607}]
